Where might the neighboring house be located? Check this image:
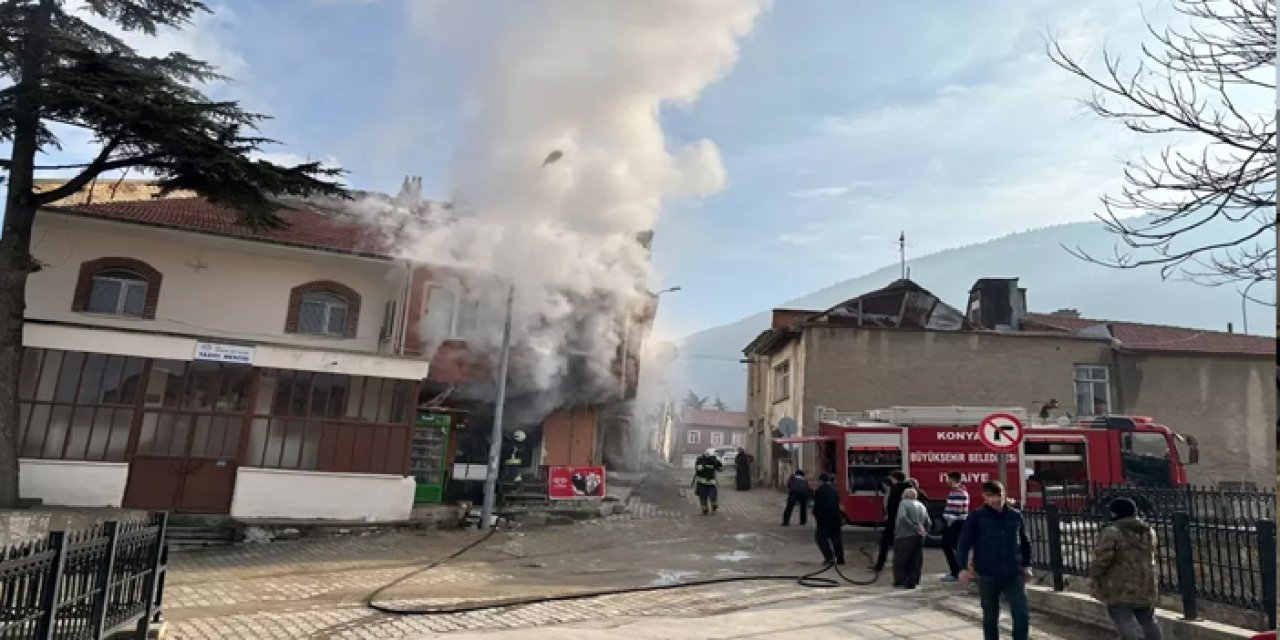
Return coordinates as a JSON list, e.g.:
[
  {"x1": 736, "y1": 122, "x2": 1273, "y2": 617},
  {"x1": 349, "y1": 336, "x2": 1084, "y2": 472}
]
[
  {"x1": 18, "y1": 181, "x2": 656, "y2": 520},
  {"x1": 671, "y1": 409, "x2": 748, "y2": 468},
  {"x1": 21, "y1": 196, "x2": 428, "y2": 521},
  {"x1": 744, "y1": 278, "x2": 1275, "y2": 490}
]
